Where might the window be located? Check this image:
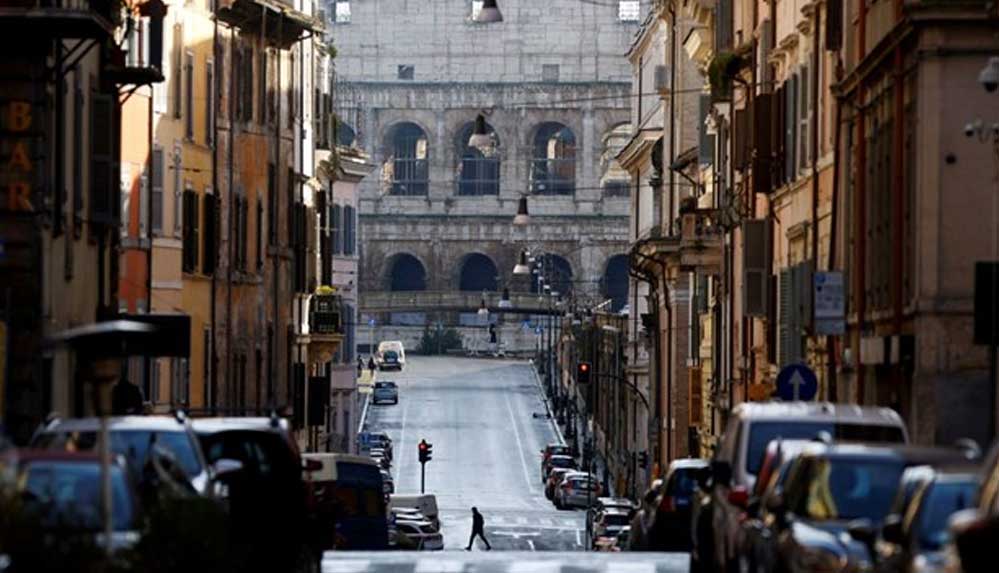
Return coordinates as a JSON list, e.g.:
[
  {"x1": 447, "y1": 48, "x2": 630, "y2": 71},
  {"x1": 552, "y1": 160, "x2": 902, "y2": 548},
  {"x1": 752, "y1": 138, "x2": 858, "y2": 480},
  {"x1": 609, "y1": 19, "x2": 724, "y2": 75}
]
[
  {"x1": 256, "y1": 197, "x2": 264, "y2": 270},
  {"x1": 182, "y1": 189, "x2": 199, "y2": 273},
  {"x1": 206, "y1": 61, "x2": 215, "y2": 144},
  {"x1": 203, "y1": 327, "x2": 212, "y2": 407},
  {"x1": 234, "y1": 194, "x2": 248, "y2": 272},
  {"x1": 542, "y1": 64, "x2": 560, "y2": 83},
  {"x1": 185, "y1": 51, "x2": 194, "y2": 139},
  {"x1": 331, "y1": 204, "x2": 342, "y2": 254},
  {"x1": 267, "y1": 162, "x2": 277, "y2": 244},
  {"x1": 173, "y1": 24, "x2": 182, "y2": 119},
  {"x1": 344, "y1": 205, "x2": 355, "y2": 256},
  {"x1": 260, "y1": 50, "x2": 268, "y2": 124},
  {"x1": 530, "y1": 122, "x2": 576, "y2": 195},
  {"x1": 172, "y1": 357, "x2": 189, "y2": 405},
  {"x1": 618, "y1": 0, "x2": 641, "y2": 21},
  {"x1": 236, "y1": 46, "x2": 254, "y2": 122},
  {"x1": 457, "y1": 121, "x2": 500, "y2": 196},
  {"x1": 202, "y1": 192, "x2": 217, "y2": 275},
  {"x1": 386, "y1": 123, "x2": 429, "y2": 195},
  {"x1": 90, "y1": 93, "x2": 114, "y2": 225},
  {"x1": 799, "y1": 63, "x2": 811, "y2": 172},
  {"x1": 173, "y1": 152, "x2": 182, "y2": 237},
  {"x1": 471, "y1": 0, "x2": 483, "y2": 20},
  {"x1": 397, "y1": 65, "x2": 414, "y2": 80},
  {"x1": 151, "y1": 147, "x2": 164, "y2": 233},
  {"x1": 73, "y1": 72, "x2": 84, "y2": 237},
  {"x1": 335, "y1": 0, "x2": 351, "y2": 23}
]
